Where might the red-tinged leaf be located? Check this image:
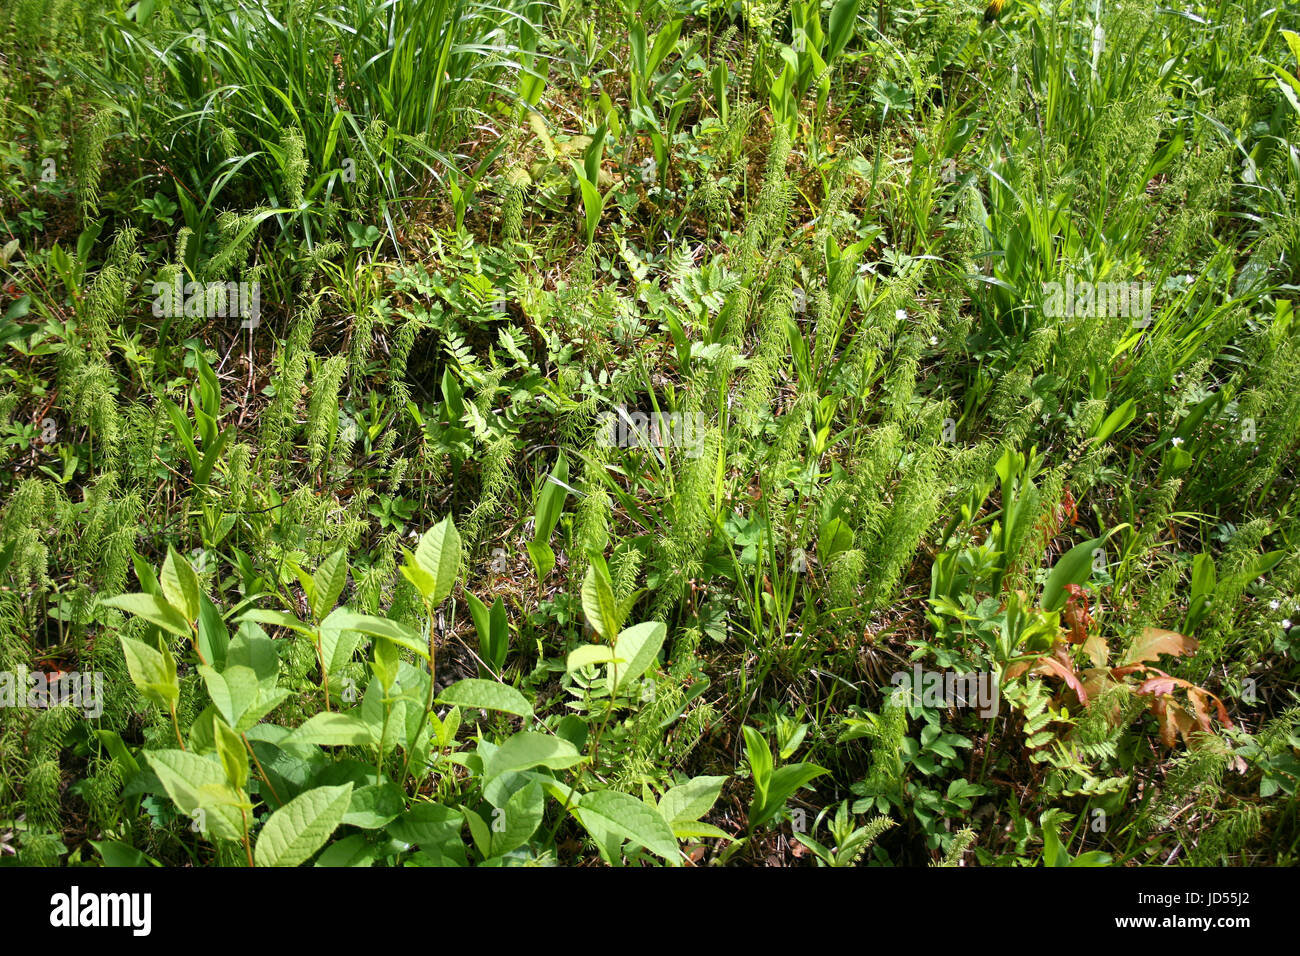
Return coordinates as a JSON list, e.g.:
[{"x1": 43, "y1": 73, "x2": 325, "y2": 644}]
[
  {"x1": 1152, "y1": 698, "x2": 1195, "y2": 748},
  {"x1": 1062, "y1": 584, "x2": 1092, "y2": 645},
  {"x1": 1152, "y1": 698, "x2": 1175, "y2": 747},
  {"x1": 1135, "y1": 675, "x2": 1183, "y2": 697},
  {"x1": 1168, "y1": 701, "x2": 1197, "y2": 747},
  {"x1": 1211, "y1": 693, "x2": 1233, "y2": 730},
  {"x1": 1052, "y1": 643, "x2": 1074, "y2": 667},
  {"x1": 1188, "y1": 686, "x2": 1234, "y2": 731},
  {"x1": 1124, "y1": 627, "x2": 1198, "y2": 666},
  {"x1": 1033, "y1": 655, "x2": 1089, "y2": 705},
  {"x1": 1136, "y1": 673, "x2": 1234, "y2": 741},
  {"x1": 1109, "y1": 664, "x2": 1150, "y2": 679},
  {"x1": 1004, "y1": 661, "x2": 1031, "y2": 680},
  {"x1": 1187, "y1": 686, "x2": 1214, "y2": 734}
]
